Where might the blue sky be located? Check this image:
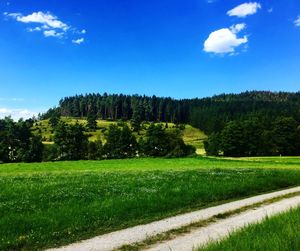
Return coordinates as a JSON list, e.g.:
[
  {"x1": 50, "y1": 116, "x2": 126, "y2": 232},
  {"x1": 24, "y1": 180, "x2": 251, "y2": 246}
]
[{"x1": 1, "y1": 0, "x2": 300, "y2": 119}]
